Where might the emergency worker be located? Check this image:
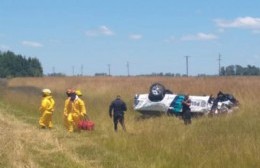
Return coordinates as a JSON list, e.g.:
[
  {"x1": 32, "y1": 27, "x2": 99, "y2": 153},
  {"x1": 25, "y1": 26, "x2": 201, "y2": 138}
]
[
  {"x1": 63, "y1": 89, "x2": 73, "y2": 130},
  {"x1": 75, "y1": 90, "x2": 82, "y2": 97},
  {"x1": 64, "y1": 90, "x2": 87, "y2": 132},
  {"x1": 182, "y1": 94, "x2": 192, "y2": 125},
  {"x1": 109, "y1": 95, "x2": 127, "y2": 132},
  {"x1": 76, "y1": 89, "x2": 90, "y2": 120},
  {"x1": 39, "y1": 89, "x2": 55, "y2": 129}
]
